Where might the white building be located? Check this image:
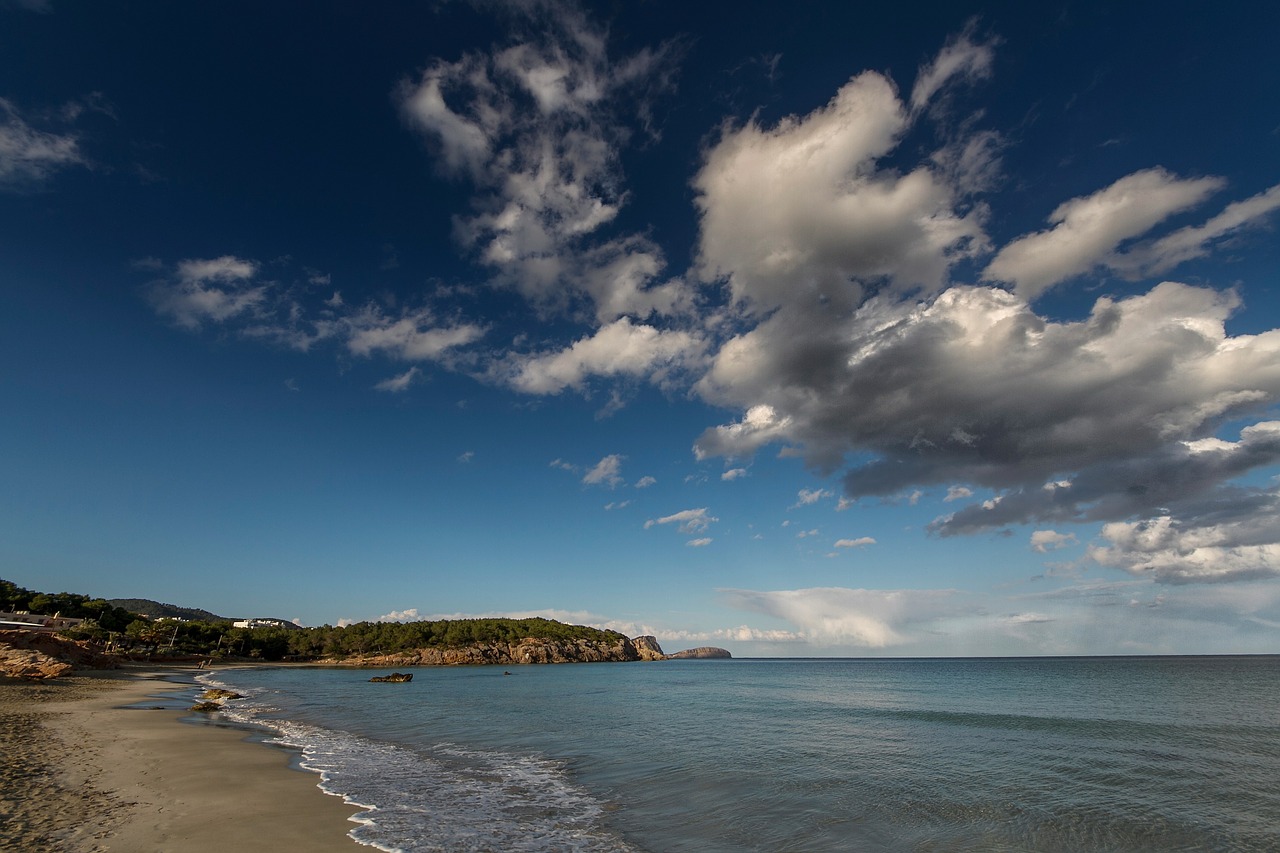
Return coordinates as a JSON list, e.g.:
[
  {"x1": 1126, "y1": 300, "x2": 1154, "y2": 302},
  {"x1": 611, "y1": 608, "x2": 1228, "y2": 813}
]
[{"x1": 232, "y1": 618, "x2": 293, "y2": 630}]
